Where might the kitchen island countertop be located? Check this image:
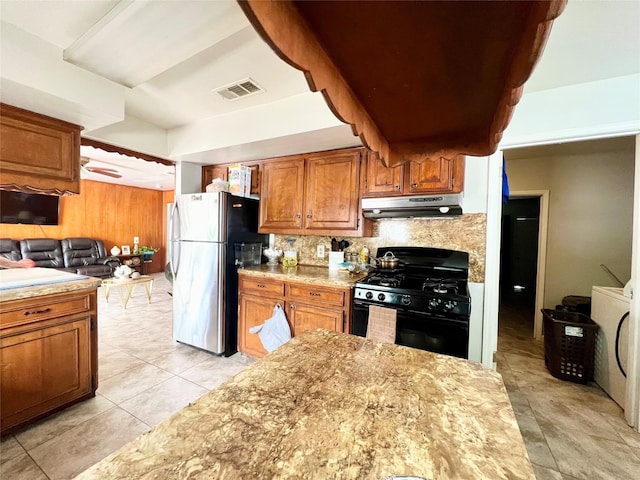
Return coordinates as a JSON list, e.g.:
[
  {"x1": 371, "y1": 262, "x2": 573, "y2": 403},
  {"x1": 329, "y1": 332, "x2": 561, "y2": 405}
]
[
  {"x1": 238, "y1": 263, "x2": 367, "y2": 288},
  {"x1": 74, "y1": 329, "x2": 534, "y2": 480},
  {"x1": 0, "y1": 268, "x2": 102, "y2": 302}
]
